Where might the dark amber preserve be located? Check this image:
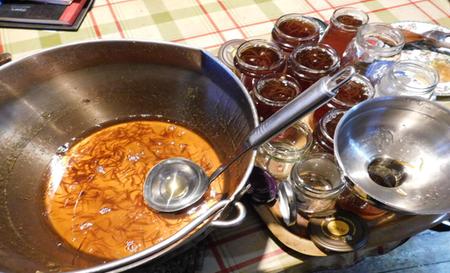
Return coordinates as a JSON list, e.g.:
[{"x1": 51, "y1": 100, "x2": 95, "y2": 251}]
[
  {"x1": 312, "y1": 74, "x2": 374, "y2": 128},
  {"x1": 253, "y1": 74, "x2": 301, "y2": 121},
  {"x1": 337, "y1": 189, "x2": 388, "y2": 221},
  {"x1": 234, "y1": 39, "x2": 286, "y2": 91},
  {"x1": 287, "y1": 44, "x2": 339, "y2": 90},
  {"x1": 319, "y1": 7, "x2": 368, "y2": 57},
  {"x1": 271, "y1": 14, "x2": 320, "y2": 53}
]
